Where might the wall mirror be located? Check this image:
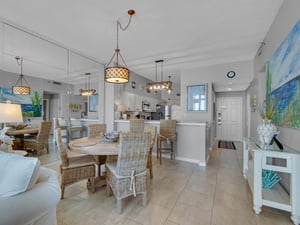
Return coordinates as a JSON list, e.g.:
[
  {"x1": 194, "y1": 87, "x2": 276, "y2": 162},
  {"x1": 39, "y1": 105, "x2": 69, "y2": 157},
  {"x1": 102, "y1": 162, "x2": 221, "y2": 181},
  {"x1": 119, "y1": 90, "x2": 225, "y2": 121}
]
[{"x1": 187, "y1": 84, "x2": 207, "y2": 112}]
